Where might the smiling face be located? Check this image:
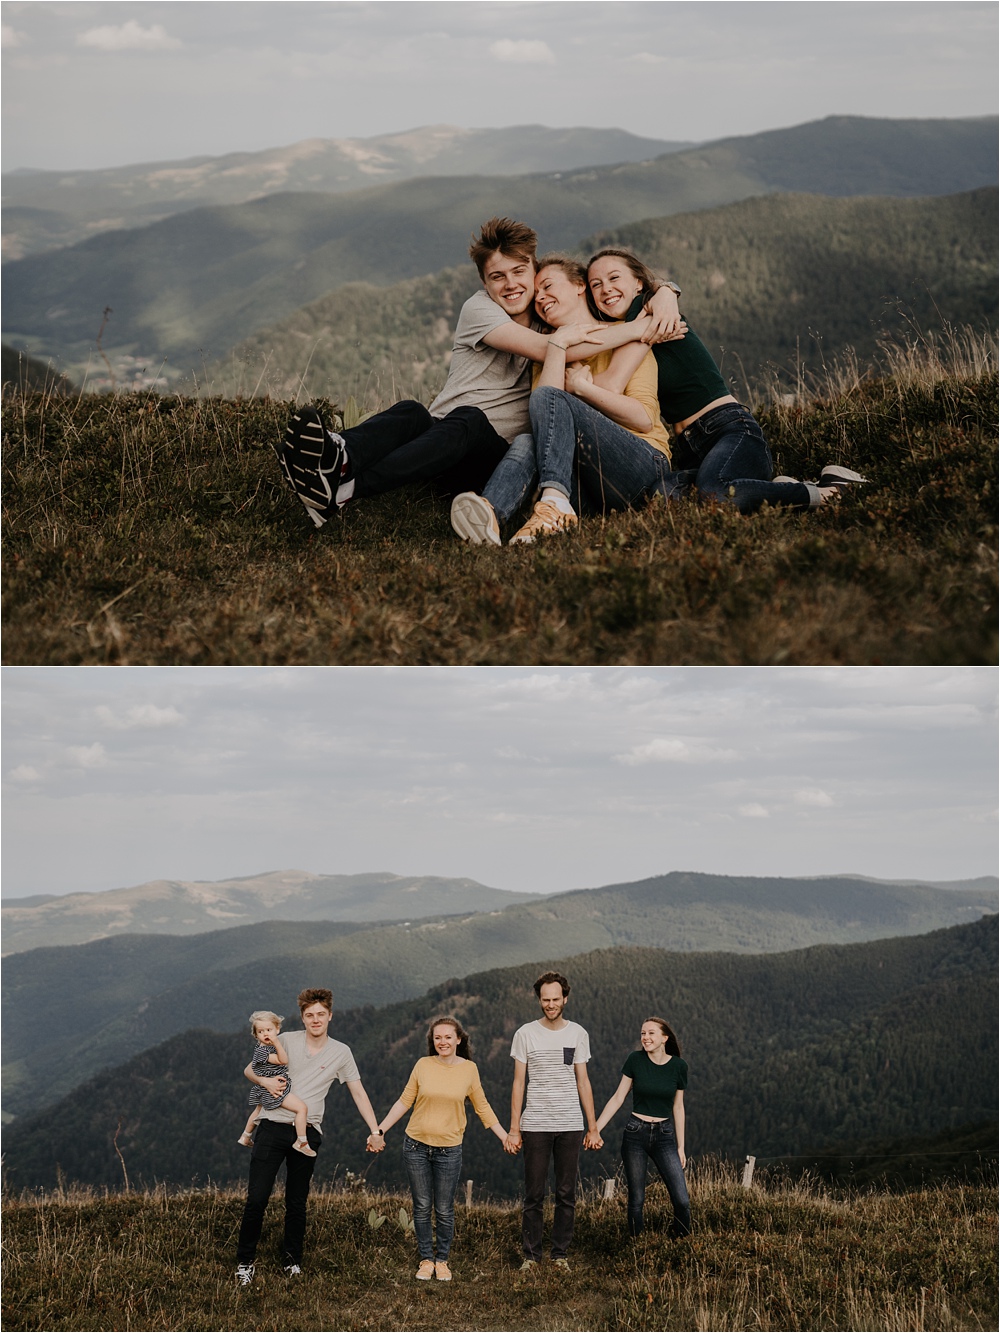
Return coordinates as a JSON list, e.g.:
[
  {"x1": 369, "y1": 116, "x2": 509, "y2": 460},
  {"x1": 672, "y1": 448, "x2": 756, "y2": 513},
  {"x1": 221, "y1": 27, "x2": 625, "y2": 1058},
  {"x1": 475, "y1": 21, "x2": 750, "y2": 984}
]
[
  {"x1": 640, "y1": 1021, "x2": 668, "y2": 1056},
  {"x1": 254, "y1": 1020, "x2": 279, "y2": 1045},
  {"x1": 537, "y1": 980, "x2": 568, "y2": 1023},
  {"x1": 534, "y1": 264, "x2": 588, "y2": 328},
  {"x1": 481, "y1": 250, "x2": 536, "y2": 319},
  {"x1": 301, "y1": 1002, "x2": 332, "y2": 1039},
  {"x1": 432, "y1": 1023, "x2": 459, "y2": 1059},
  {"x1": 587, "y1": 255, "x2": 644, "y2": 319}
]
